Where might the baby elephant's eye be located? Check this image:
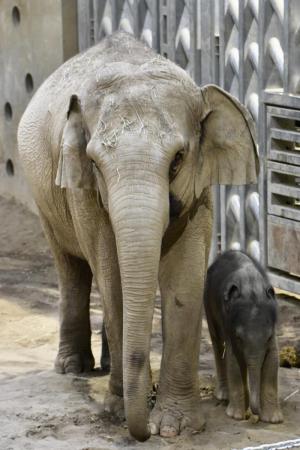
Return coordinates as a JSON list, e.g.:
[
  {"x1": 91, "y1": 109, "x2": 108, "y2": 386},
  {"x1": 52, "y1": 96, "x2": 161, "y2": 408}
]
[{"x1": 169, "y1": 150, "x2": 184, "y2": 180}]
